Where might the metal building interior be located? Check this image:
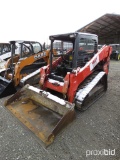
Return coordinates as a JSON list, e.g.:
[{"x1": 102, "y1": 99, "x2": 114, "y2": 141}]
[{"x1": 77, "y1": 13, "x2": 120, "y2": 45}]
